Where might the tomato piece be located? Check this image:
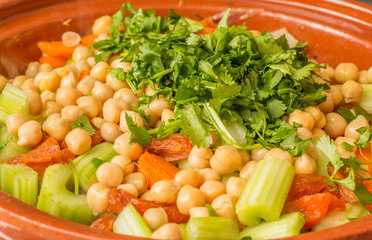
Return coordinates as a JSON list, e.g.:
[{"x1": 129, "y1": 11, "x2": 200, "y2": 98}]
[
  {"x1": 91, "y1": 129, "x2": 104, "y2": 147},
  {"x1": 107, "y1": 189, "x2": 189, "y2": 223},
  {"x1": 328, "y1": 194, "x2": 346, "y2": 212},
  {"x1": 146, "y1": 134, "x2": 192, "y2": 161},
  {"x1": 282, "y1": 193, "x2": 332, "y2": 231},
  {"x1": 356, "y1": 143, "x2": 372, "y2": 176},
  {"x1": 90, "y1": 214, "x2": 117, "y2": 232},
  {"x1": 287, "y1": 174, "x2": 329, "y2": 201}
]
